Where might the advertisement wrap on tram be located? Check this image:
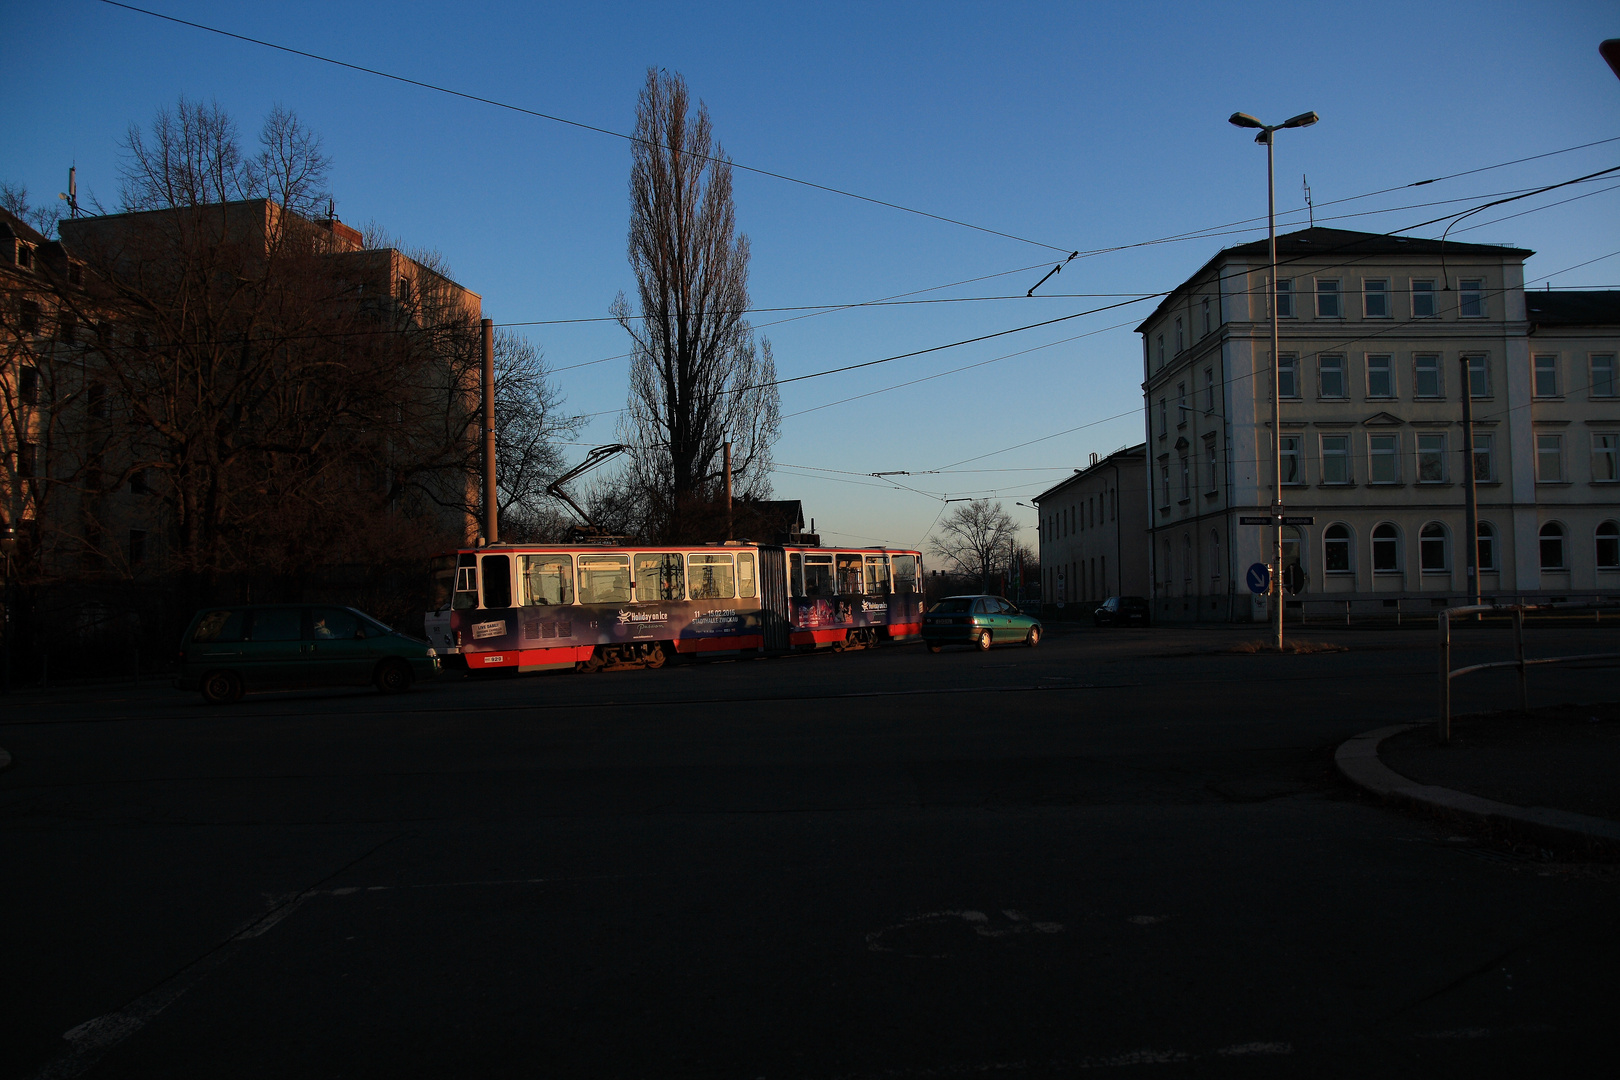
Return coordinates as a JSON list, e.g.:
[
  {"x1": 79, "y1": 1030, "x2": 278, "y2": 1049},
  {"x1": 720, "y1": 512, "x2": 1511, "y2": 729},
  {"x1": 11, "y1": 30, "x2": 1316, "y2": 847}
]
[{"x1": 426, "y1": 542, "x2": 923, "y2": 673}]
